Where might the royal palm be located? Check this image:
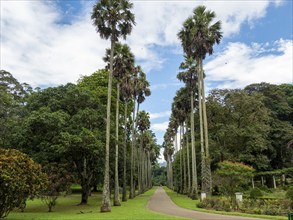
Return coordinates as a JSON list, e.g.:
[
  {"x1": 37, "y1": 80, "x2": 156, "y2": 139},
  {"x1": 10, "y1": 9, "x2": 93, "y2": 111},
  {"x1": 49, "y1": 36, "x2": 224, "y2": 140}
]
[{"x1": 91, "y1": 0, "x2": 135, "y2": 212}]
